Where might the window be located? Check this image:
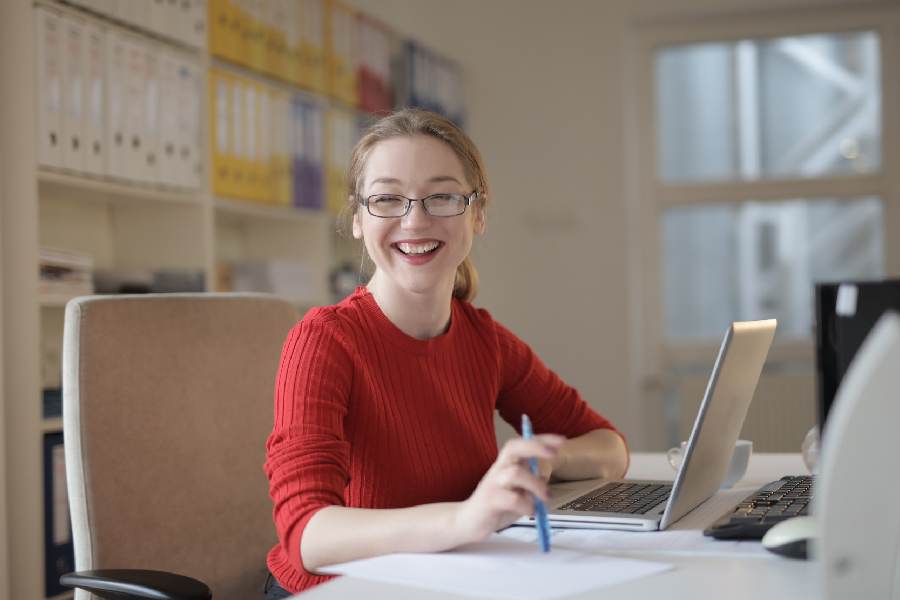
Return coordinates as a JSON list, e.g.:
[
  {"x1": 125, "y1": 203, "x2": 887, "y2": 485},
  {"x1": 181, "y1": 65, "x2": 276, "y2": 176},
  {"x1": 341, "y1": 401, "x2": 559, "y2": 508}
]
[
  {"x1": 657, "y1": 32, "x2": 881, "y2": 183},
  {"x1": 629, "y1": 7, "x2": 900, "y2": 450},
  {"x1": 663, "y1": 197, "x2": 883, "y2": 340},
  {"x1": 654, "y1": 30, "x2": 885, "y2": 340}
]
